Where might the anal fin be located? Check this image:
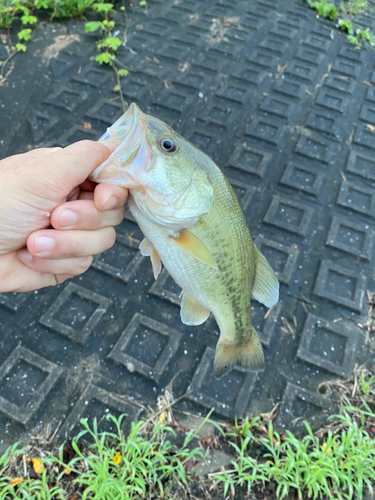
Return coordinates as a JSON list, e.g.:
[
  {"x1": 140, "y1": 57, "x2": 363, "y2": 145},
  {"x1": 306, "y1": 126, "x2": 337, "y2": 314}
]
[
  {"x1": 251, "y1": 247, "x2": 279, "y2": 308},
  {"x1": 139, "y1": 238, "x2": 162, "y2": 280},
  {"x1": 180, "y1": 292, "x2": 210, "y2": 326}
]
